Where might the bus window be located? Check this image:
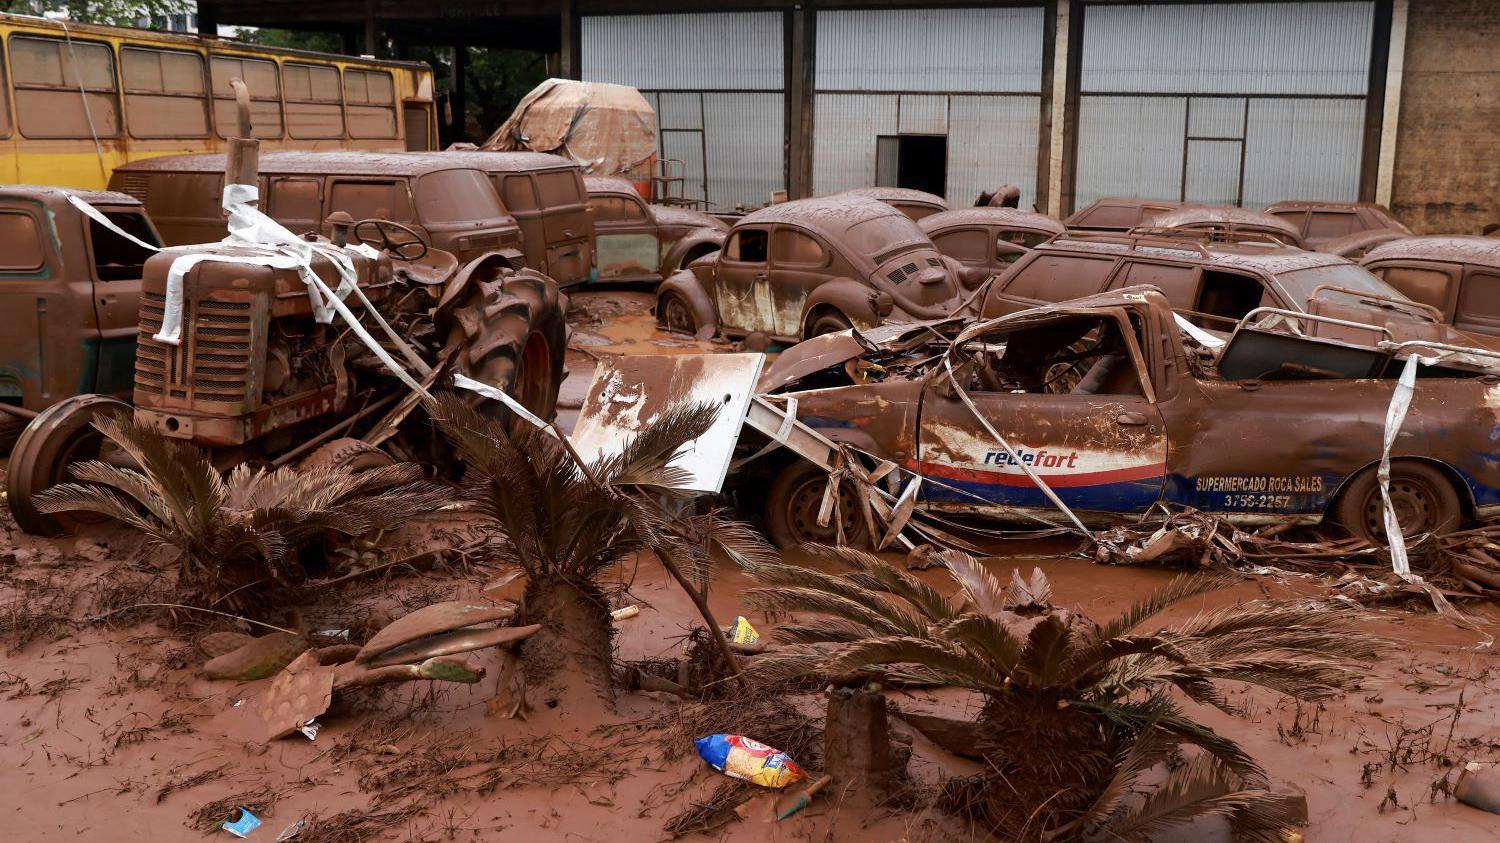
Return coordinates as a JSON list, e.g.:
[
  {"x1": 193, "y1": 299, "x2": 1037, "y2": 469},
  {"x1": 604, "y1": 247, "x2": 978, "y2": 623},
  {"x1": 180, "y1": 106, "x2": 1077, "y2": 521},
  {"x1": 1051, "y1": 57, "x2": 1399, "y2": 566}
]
[
  {"x1": 10, "y1": 35, "x2": 121, "y2": 138},
  {"x1": 284, "y1": 62, "x2": 343, "y2": 139},
  {"x1": 211, "y1": 56, "x2": 282, "y2": 138},
  {"x1": 344, "y1": 69, "x2": 396, "y2": 139},
  {"x1": 0, "y1": 43, "x2": 10, "y2": 138},
  {"x1": 122, "y1": 47, "x2": 209, "y2": 139}
]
